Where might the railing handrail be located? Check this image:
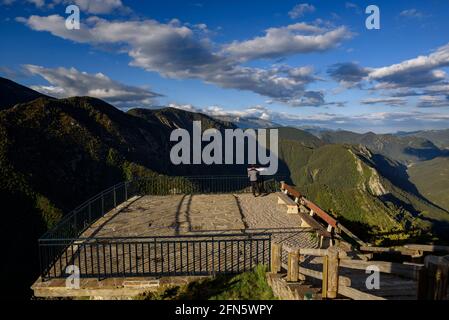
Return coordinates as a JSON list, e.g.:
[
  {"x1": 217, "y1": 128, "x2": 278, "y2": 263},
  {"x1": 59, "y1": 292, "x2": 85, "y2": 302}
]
[
  {"x1": 39, "y1": 232, "x2": 272, "y2": 242},
  {"x1": 40, "y1": 175, "x2": 285, "y2": 241},
  {"x1": 39, "y1": 180, "x2": 129, "y2": 240}
]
